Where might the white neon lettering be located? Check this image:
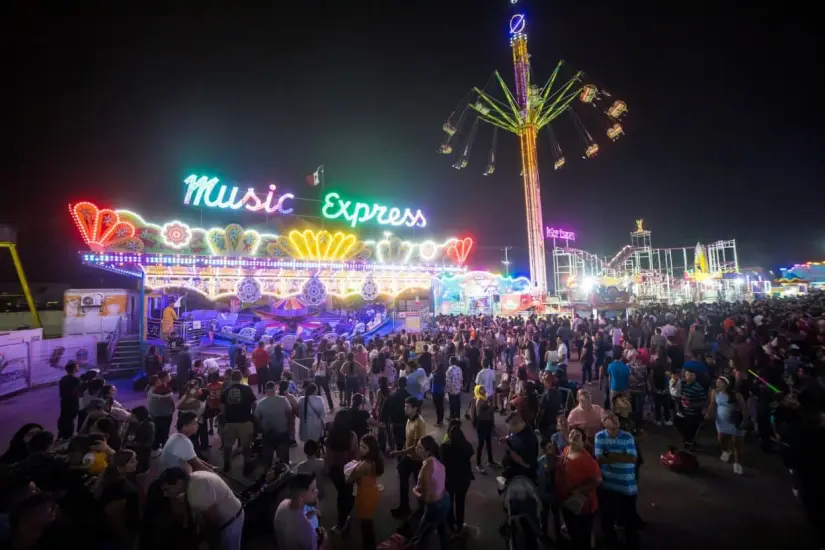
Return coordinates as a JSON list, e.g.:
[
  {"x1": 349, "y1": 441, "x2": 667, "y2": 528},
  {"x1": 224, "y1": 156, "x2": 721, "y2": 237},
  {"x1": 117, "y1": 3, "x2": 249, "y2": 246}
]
[
  {"x1": 184, "y1": 175, "x2": 292, "y2": 216},
  {"x1": 322, "y1": 192, "x2": 426, "y2": 228}
]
